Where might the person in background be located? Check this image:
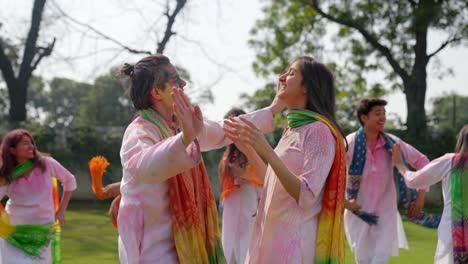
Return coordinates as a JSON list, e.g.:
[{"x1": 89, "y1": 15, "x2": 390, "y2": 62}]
[
  {"x1": 393, "y1": 124, "x2": 468, "y2": 264},
  {"x1": 0, "y1": 128, "x2": 76, "y2": 263},
  {"x1": 219, "y1": 107, "x2": 265, "y2": 264},
  {"x1": 344, "y1": 98, "x2": 438, "y2": 264}
]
